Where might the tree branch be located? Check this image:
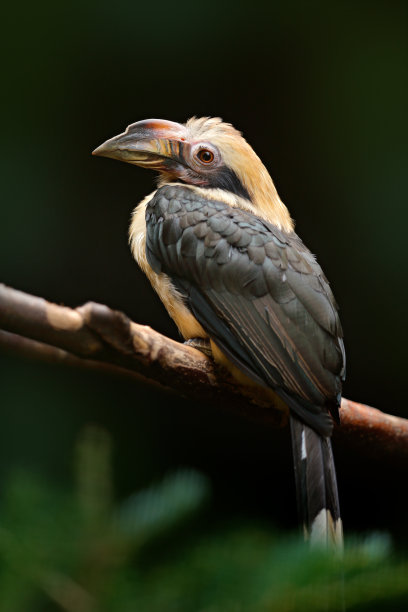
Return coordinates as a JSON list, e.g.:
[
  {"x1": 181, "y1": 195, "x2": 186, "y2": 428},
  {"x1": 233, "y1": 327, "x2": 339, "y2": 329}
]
[{"x1": 1, "y1": 283, "x2": 407, "y2": 459}]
